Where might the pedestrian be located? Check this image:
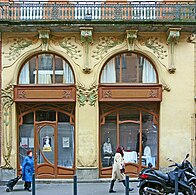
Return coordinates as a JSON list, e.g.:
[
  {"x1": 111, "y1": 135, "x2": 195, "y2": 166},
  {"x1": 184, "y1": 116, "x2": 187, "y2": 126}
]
[
  {"x1": 109, "y1": 146, "x2": 134, "y2": 193},
  {"x1": 22, "y1": 150, "x2": 34, "y2": 192}
]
